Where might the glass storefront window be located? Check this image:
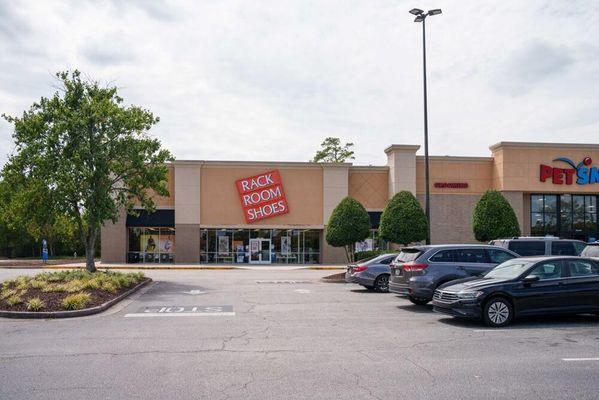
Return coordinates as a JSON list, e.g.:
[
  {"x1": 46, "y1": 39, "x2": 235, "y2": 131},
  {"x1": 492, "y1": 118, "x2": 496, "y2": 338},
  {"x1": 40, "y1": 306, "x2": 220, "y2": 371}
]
[
  {"x1": 531, "y1": 194, "x2": 599, "y2": 241},
  {"x1": 127, "y1": 227, "x2": 175, "y2": 263},
  {"x1": 199, "y1": 228, "x2": 321, "y2": 264}
]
